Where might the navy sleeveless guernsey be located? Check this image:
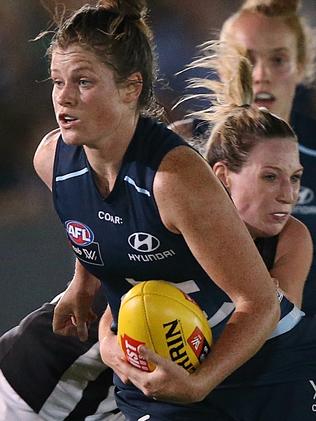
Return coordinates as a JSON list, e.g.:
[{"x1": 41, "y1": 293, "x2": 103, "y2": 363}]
[{"x1": 53, "y1": 116, "x2": 303, "y2": 342}]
